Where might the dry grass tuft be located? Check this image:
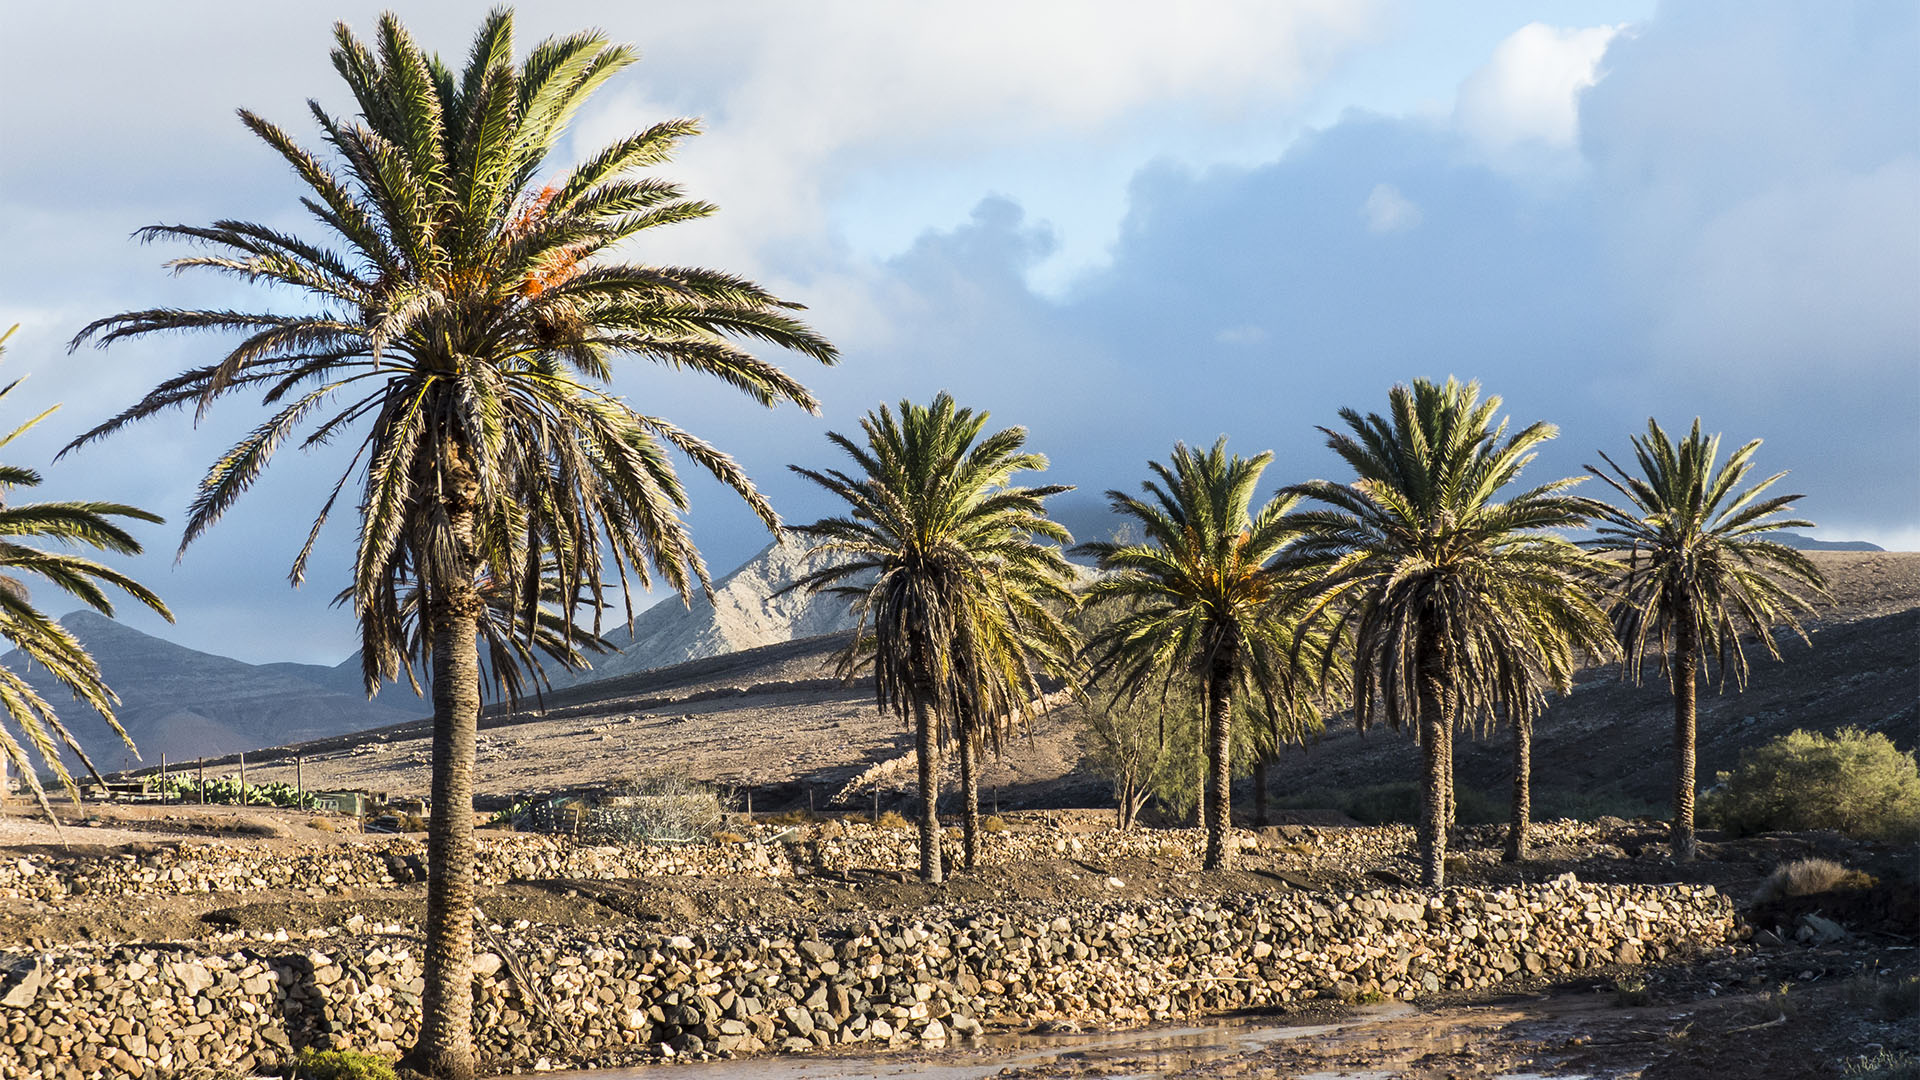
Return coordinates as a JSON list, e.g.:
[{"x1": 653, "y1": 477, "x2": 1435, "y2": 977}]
[
  {"x1": 875, "y1": 809, "x2": 913, "y2": 831},
  {"x1": 1752, "y1": 858, "x2": 1877, "y2": 905}
]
